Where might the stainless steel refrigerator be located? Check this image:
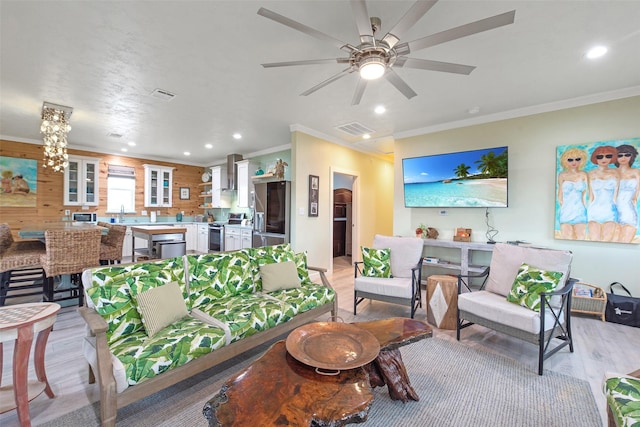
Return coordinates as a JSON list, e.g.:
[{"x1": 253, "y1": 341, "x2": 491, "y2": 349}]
[{"x1": 252, "y1": 181, "x2": 291, "y2": 248}]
